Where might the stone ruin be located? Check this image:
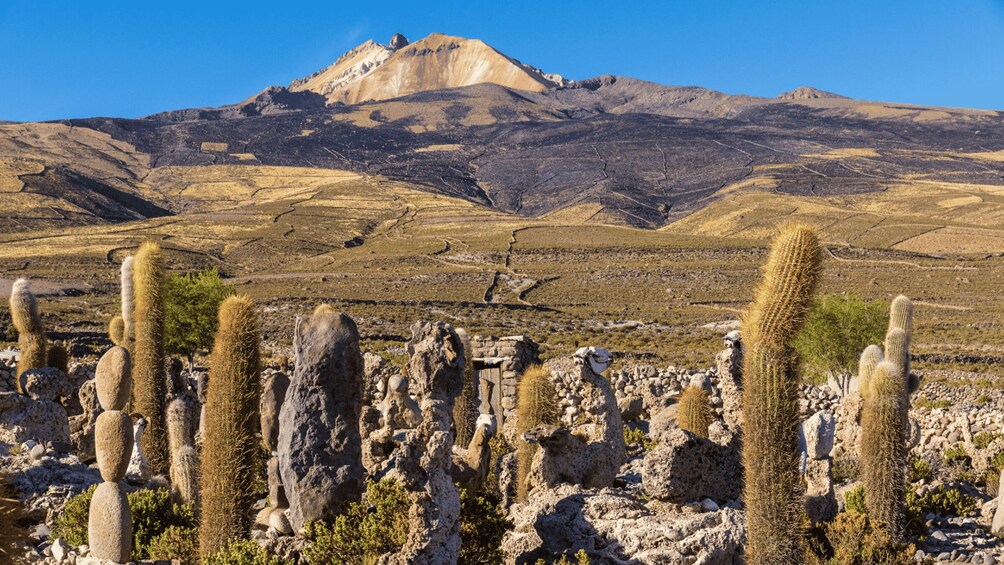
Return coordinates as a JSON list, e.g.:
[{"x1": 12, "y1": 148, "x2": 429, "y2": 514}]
[{"x1": 468, "y1": 335, "x2": 538, "y2": 437}]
